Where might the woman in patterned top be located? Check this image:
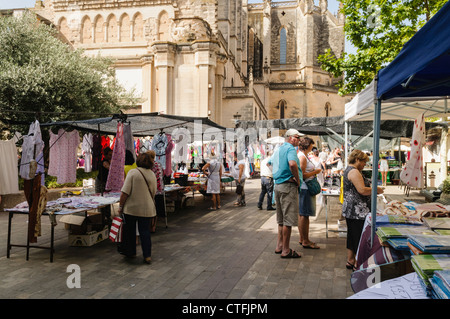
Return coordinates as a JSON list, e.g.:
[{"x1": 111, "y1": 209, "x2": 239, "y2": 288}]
[{"x1": 342, "y1": 149, "x2": 384, "y2": 271}]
